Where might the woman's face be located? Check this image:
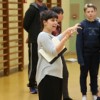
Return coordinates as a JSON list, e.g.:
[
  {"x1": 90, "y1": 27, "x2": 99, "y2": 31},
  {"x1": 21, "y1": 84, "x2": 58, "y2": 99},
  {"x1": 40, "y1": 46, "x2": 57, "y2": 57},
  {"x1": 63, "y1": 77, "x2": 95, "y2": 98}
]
[
  {"x1": 44, "y1": 18, "x2": 58, "y2": 33},
  {"x1": 85, "y1": 7, "x2": 97, "y2": 21}
]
